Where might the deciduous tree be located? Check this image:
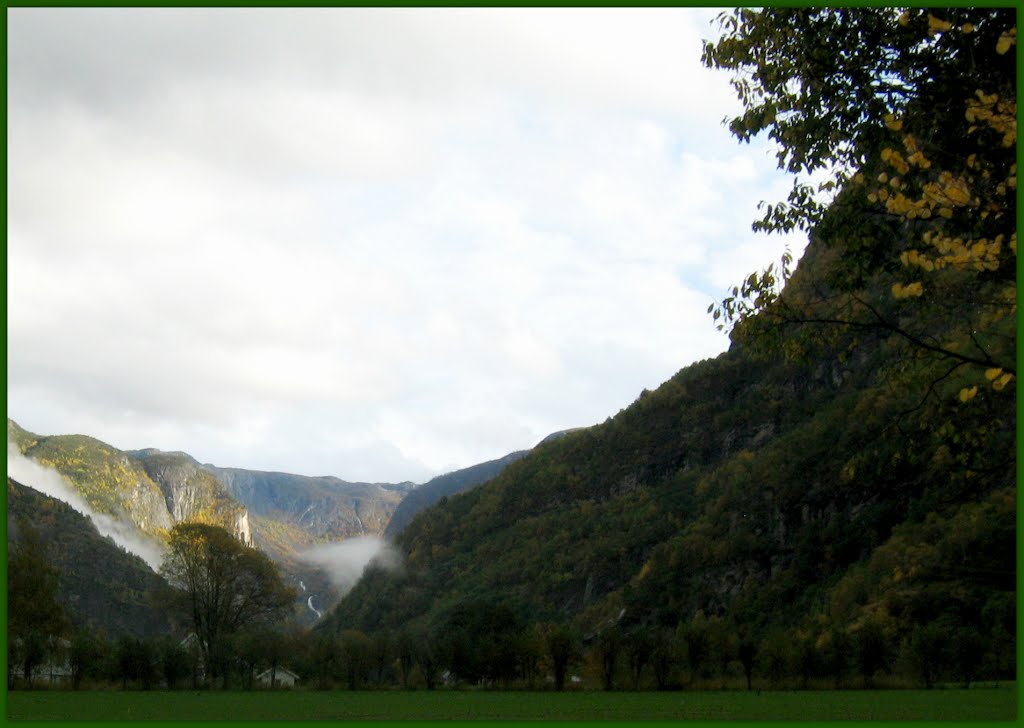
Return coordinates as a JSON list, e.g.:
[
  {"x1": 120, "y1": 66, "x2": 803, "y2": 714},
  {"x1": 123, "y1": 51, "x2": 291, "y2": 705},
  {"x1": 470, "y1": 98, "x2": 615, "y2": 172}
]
[
  {"x1": 703, "y1": 8, "x2": 1016, "y2": 400},
  {"x1": 159, "y1": 523, "x2": 294, "y2": 688},
  {"x1": 7, "y1": 518, "x2": 68, "y2": 688}
]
